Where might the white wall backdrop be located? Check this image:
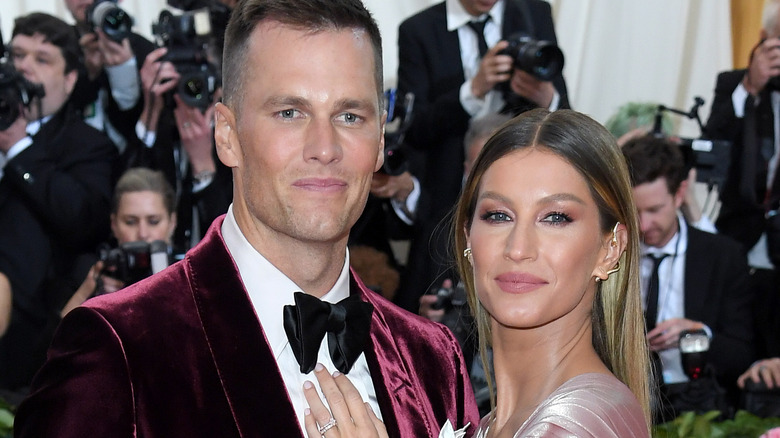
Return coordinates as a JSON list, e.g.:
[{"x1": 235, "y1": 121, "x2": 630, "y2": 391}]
[{"x1": 3, "y1": 0, "x2": 733, "y2": 137}]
